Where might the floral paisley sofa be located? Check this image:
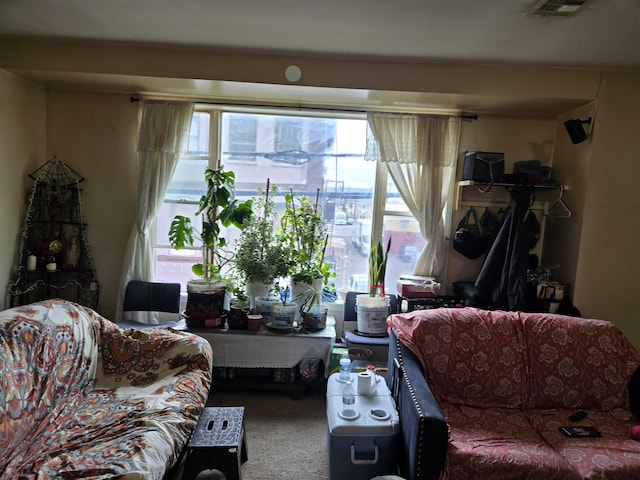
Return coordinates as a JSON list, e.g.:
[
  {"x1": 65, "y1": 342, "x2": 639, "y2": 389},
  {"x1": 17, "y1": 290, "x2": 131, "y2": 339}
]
[
  {"x1": 0, "y1": 299, "x2": 213, "y2": 479},
  {"x1": 387, "y1": 307, "x2": 640, "y2": 480}
]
